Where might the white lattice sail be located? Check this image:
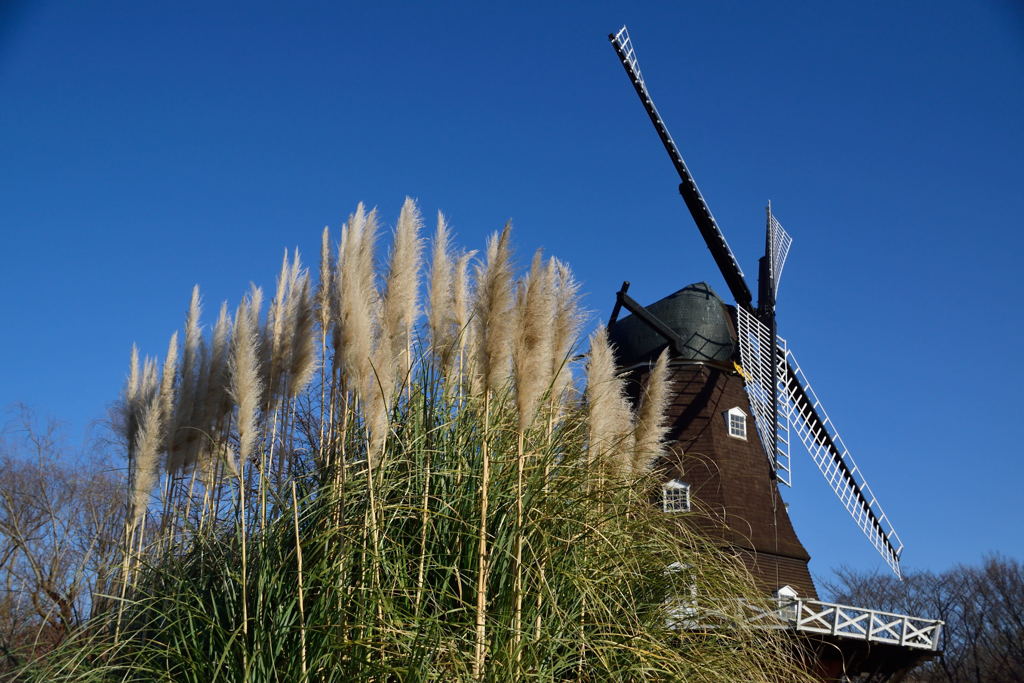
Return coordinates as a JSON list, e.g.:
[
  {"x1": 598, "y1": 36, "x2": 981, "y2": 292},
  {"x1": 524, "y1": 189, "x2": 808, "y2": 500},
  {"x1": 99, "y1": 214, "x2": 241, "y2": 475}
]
[
  {"x1": 736, "y1": 306, "x2": 792, "y2": 485},
  {"x1": 782, "y1": 348, "x2": 904, "y2": 576},
  {"x1": 767, "y1": 211, "x2": 793, "y2": 297}
]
